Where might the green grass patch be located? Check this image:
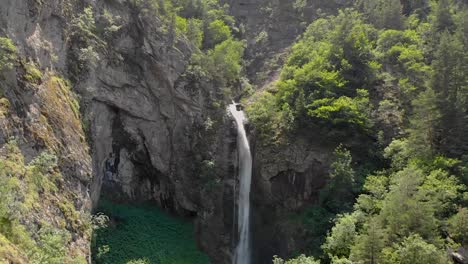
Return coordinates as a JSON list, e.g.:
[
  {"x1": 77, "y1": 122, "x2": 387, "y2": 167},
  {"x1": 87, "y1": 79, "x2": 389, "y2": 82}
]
[{"x1": 92, "y1": 200, "x2": 210, "y2": 264}]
